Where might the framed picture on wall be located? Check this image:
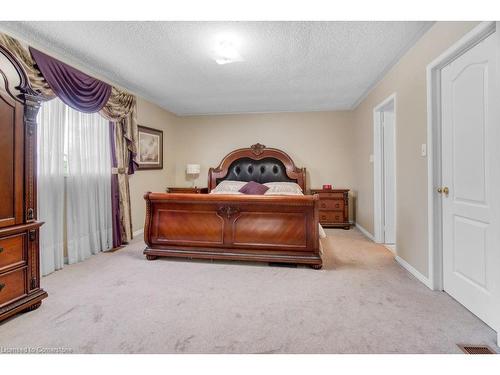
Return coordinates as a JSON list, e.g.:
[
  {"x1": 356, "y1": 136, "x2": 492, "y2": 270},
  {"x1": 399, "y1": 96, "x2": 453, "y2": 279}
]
[{"x1": 137, "y1": 125, "x2": 163, "y2": 170}]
